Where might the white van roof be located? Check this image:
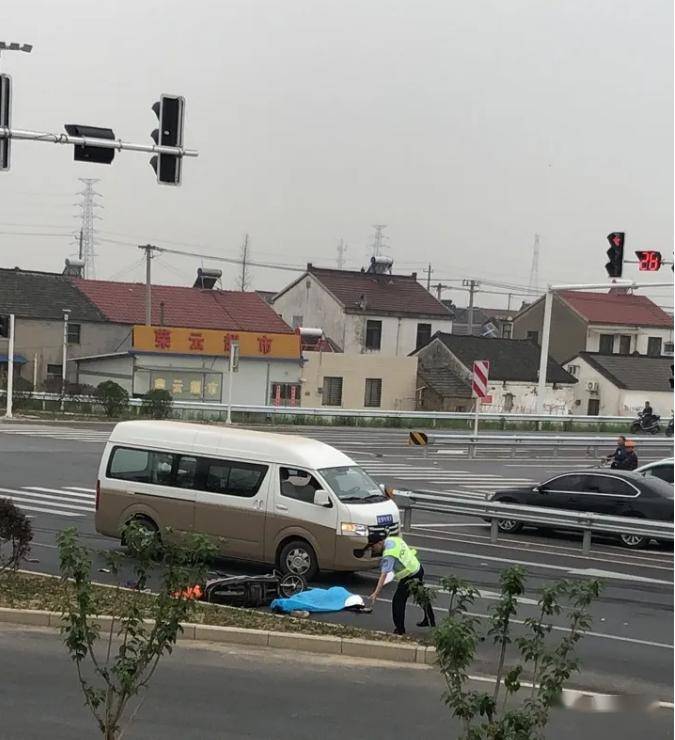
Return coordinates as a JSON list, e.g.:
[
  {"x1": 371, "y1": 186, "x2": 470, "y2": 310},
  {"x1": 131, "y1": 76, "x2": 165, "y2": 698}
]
[{"x1": 108, "y1": 420, "x2": 356, "y2": 469}]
